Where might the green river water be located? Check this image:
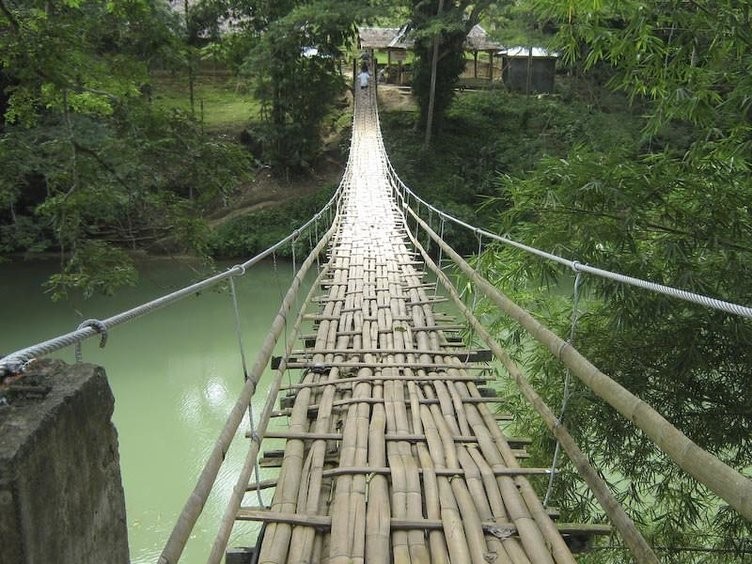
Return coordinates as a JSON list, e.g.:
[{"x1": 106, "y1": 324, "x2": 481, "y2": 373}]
[{"x1": 1, "y1": 258, "x2": 308, "y2": 563}]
